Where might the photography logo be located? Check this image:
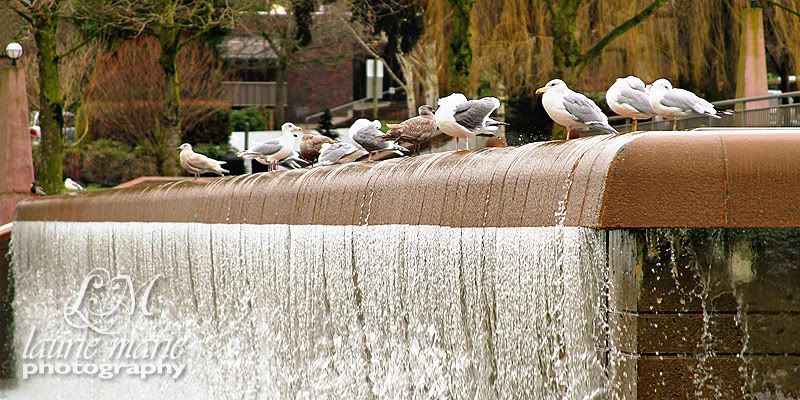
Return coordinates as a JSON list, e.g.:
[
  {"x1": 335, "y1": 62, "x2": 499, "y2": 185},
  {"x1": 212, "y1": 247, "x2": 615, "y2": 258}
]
[{"x1": 22, "y1": 268, "x2": 189, "y2": 380}]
